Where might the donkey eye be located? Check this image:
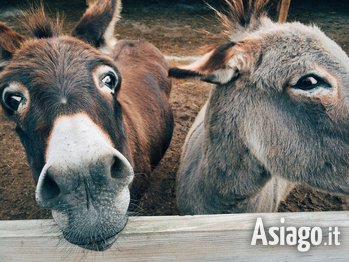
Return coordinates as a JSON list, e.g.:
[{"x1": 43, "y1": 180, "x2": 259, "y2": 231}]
[
  {"x1": 94, "y1": 66, "x2": 121, "y2": 96},
  {"x1": 292, "y1": 74, "x2": 331, "y2": 91},
  {"x1": 101, "y1": 73, "x2": 118, "y2": 92},
  {"x1": 3, "y1": 92, "x2": 26, "y2": 111}
]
